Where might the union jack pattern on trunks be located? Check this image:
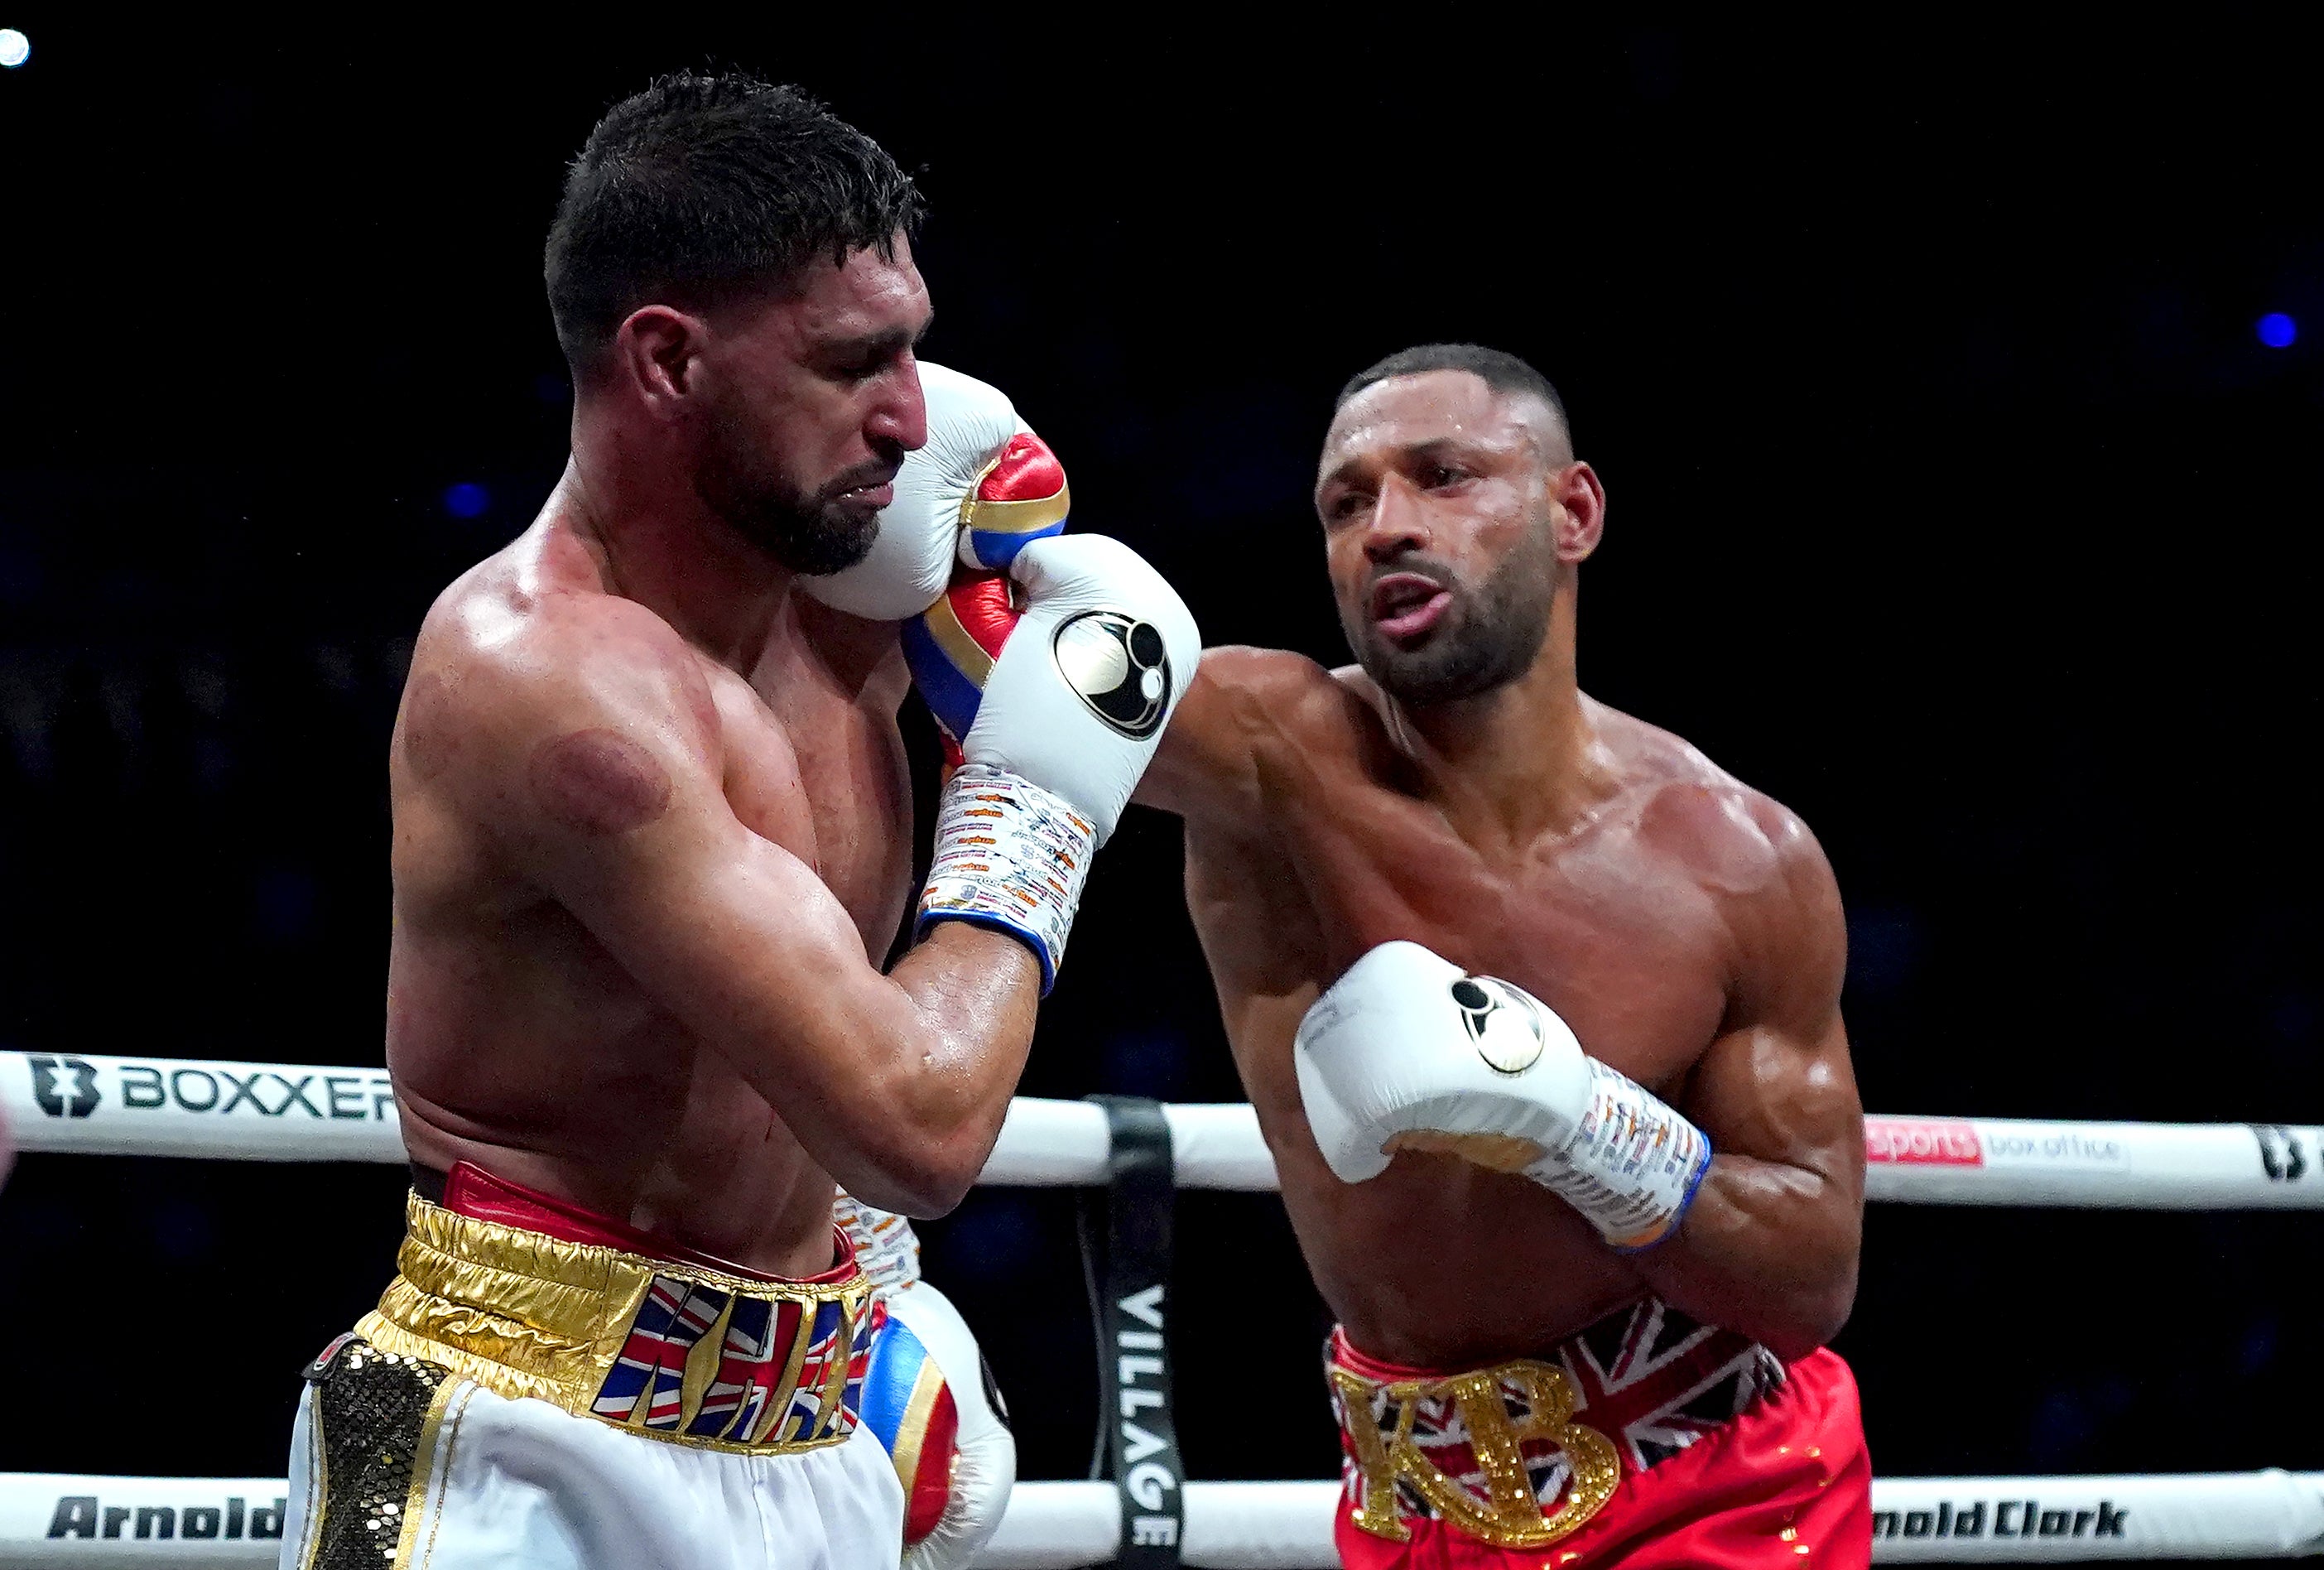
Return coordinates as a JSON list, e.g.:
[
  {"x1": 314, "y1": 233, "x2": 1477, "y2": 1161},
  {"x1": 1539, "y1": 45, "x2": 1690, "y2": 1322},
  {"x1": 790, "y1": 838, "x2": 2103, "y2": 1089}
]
[
  {"x1": 1330, "y1": 1298, "x2": 1787, "y2": 1527},
  {"x1": 588, "y1": 1275, "x2": 883, "y2": 1445}
]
